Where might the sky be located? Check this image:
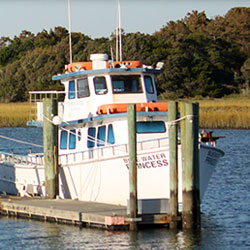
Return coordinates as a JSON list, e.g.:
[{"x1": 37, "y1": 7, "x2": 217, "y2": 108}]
[{"x1": 0, "y1": 0, "x2": 249, "y2": 39}]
